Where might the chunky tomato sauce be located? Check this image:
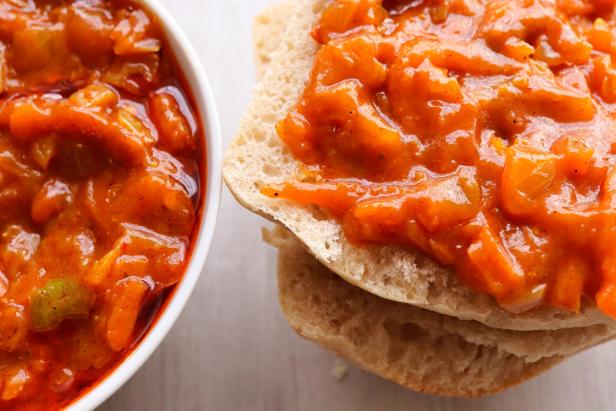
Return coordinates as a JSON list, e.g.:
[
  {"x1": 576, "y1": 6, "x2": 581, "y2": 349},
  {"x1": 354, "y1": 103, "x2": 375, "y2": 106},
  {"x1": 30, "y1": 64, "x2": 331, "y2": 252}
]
[
  {"x1": 0, "y1": 1, "x2": 203, "y2": 409},
  {"x1": 265, "y1": 0, "x2": 616, "y2": 317}
]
